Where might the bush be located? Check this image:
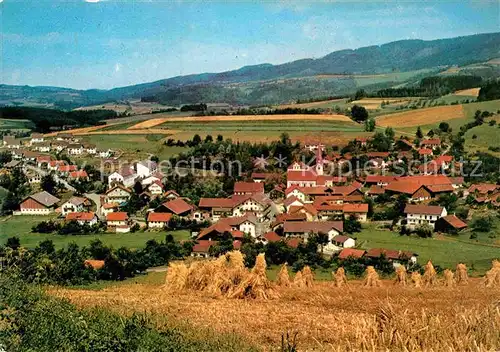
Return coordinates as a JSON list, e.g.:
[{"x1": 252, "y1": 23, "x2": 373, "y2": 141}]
[
  {"x1": 415, "y1": 224, "x2": 433, "y2": 238},
  {"x1": 470, "y1": 215, "x2": 495, "y2": 232}
]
